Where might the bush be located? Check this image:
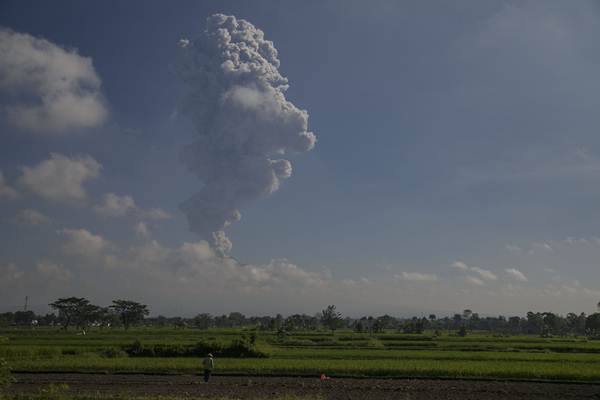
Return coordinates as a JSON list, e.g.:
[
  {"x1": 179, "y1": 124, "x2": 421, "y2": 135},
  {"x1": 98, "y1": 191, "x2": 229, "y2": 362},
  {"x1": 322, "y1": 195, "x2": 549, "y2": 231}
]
[
  {"x1": 61, "y1": 348, "x2": 85, "y2": 356},
  {"x1": 37, "y1": 347, "x2": 61, "y2": 359},
  {"x1": 99, "y1": 347, "x2": 126, "y2": 358},
  {"x1": 0, "y1": 347, "x2": 60, "y2": 360},
  {"x1": 38, "y1": 383, "x2": 70, "y2": 400},
  {"x1": 123, "y1": 340, "x2": 153, "y2": 357},
  {"x1": 0, "y1": 358, "x2": 15, "y2": 392},
  {"x1": 367, "y1": 338, "x2": 384, "y2": 348},
  {"x1": 277, "y1": 339, "x2": 316, "y2": 346},
  {"x1": 194, "y1": 338, "x2": 267, "y2": 358},
  {"x1": 122, "y1": 336, "x2": 268, "y2": 358}
]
